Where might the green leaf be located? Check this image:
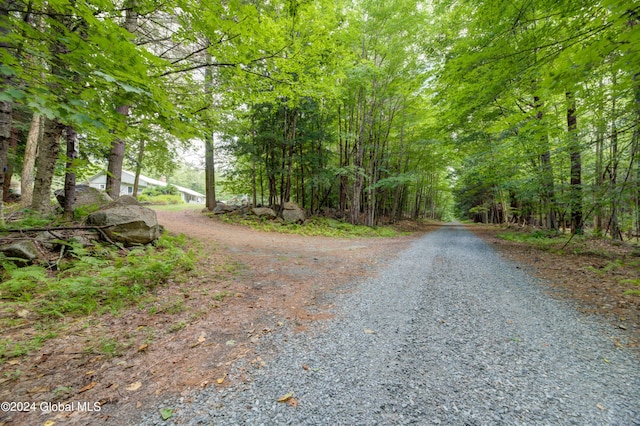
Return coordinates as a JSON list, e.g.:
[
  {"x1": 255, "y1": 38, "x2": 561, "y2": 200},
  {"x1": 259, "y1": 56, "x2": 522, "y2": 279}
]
[
  {"x1": 92, "y1": 70, "x2": 117, "y2": 83},
  {"x1": 160, "y1": 407, "x2": 174, "y2": 420}
]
